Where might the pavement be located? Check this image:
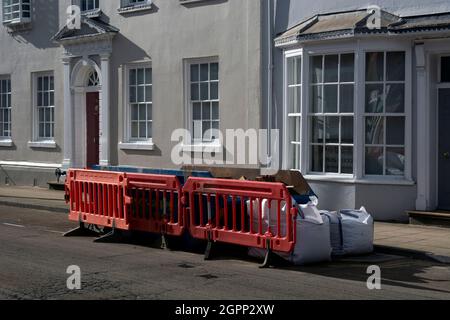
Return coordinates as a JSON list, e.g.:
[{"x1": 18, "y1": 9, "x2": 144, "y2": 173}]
[
  {"x1": 0, "y1": 185, "x2": 450, "y2": 264},
  {"x1": 0, "y1": 204, "x2": 449, "y2": 300}
]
